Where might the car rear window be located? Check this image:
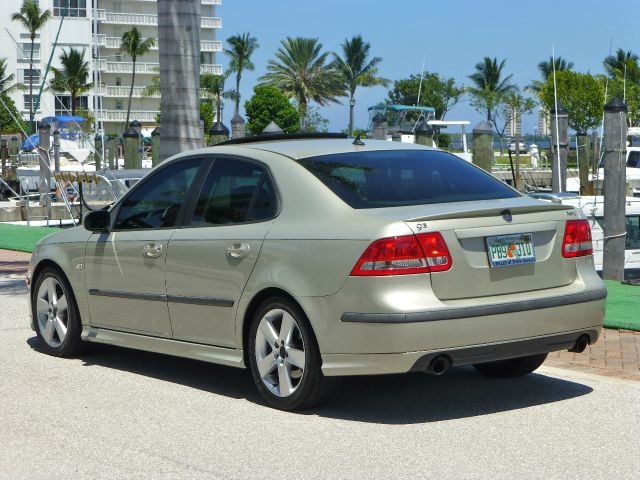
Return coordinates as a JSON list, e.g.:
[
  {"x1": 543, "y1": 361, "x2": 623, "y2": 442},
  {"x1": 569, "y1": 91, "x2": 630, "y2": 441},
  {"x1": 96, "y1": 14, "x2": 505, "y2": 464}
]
[{"x1": 298, "y1": 149, "x2": 519, "y2": 208}]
